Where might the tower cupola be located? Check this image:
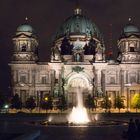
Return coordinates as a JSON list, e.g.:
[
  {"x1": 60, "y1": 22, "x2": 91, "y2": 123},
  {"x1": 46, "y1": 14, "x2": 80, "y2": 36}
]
[
  {"x1": 12, "y1": 22, "x2": 39, "y2": 63},
  {"x1": 117, "y1": 21, "x2": 140, "y2": 63}
]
